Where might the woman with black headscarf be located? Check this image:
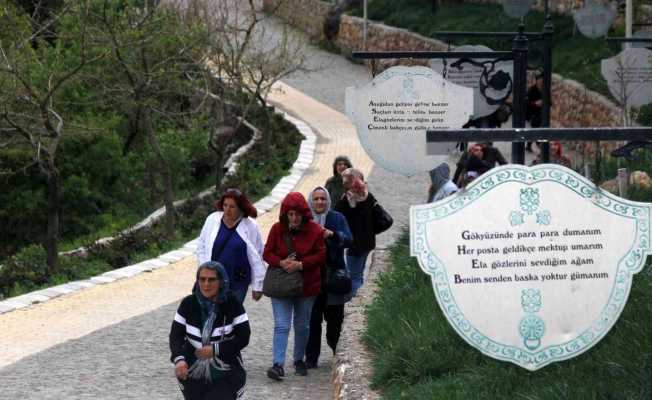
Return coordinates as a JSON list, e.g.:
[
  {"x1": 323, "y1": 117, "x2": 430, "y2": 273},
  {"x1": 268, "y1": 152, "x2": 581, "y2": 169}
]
[{"x1": 169, "y1": 261, "x2": 250, "y2": 400}]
